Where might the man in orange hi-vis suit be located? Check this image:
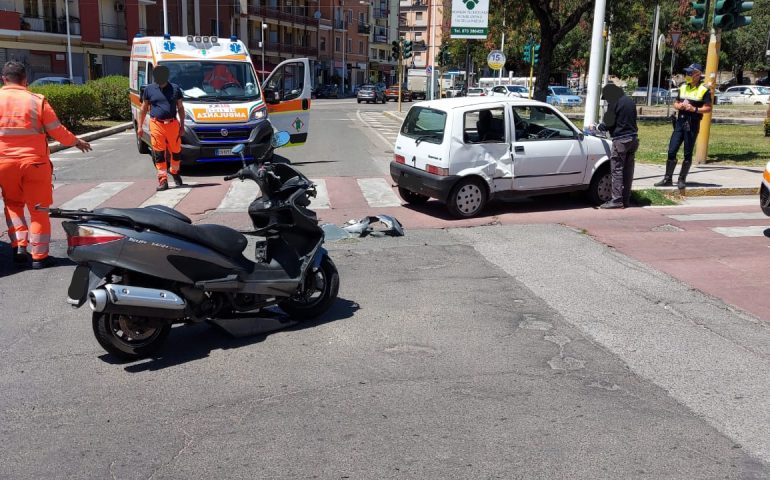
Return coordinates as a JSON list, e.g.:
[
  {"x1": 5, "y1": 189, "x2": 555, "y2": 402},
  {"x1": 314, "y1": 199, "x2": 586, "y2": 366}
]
[
  {"x1": 204, "y1": 64, "x2": 240, "y2": 90},
  {"x1": 0, "y1": 61, "x2": 91, "y2": 269},
  {"x1": 137, "y1": 65, "x2": 185, "y2": 191}
]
